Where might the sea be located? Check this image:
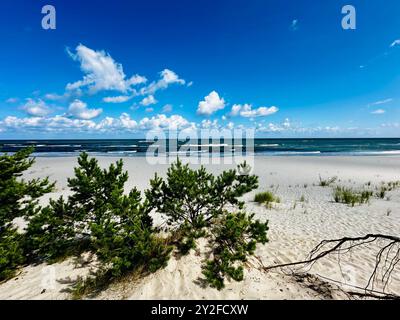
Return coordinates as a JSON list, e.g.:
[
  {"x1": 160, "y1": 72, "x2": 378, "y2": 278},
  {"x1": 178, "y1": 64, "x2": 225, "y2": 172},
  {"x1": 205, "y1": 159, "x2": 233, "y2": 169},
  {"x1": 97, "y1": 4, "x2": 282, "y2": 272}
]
[{"x1": 1, "y1": 138, "x2": 400, "y2": 157}]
